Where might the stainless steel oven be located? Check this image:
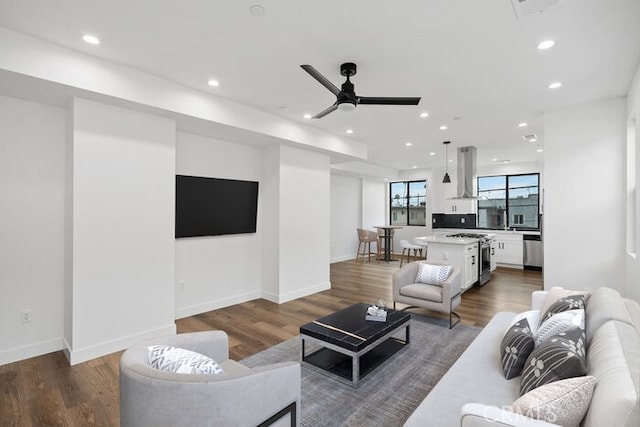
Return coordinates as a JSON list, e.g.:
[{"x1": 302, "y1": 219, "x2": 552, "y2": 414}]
[{"x1": 479, "y1": 239, "x2": 492, "y2": 286}]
